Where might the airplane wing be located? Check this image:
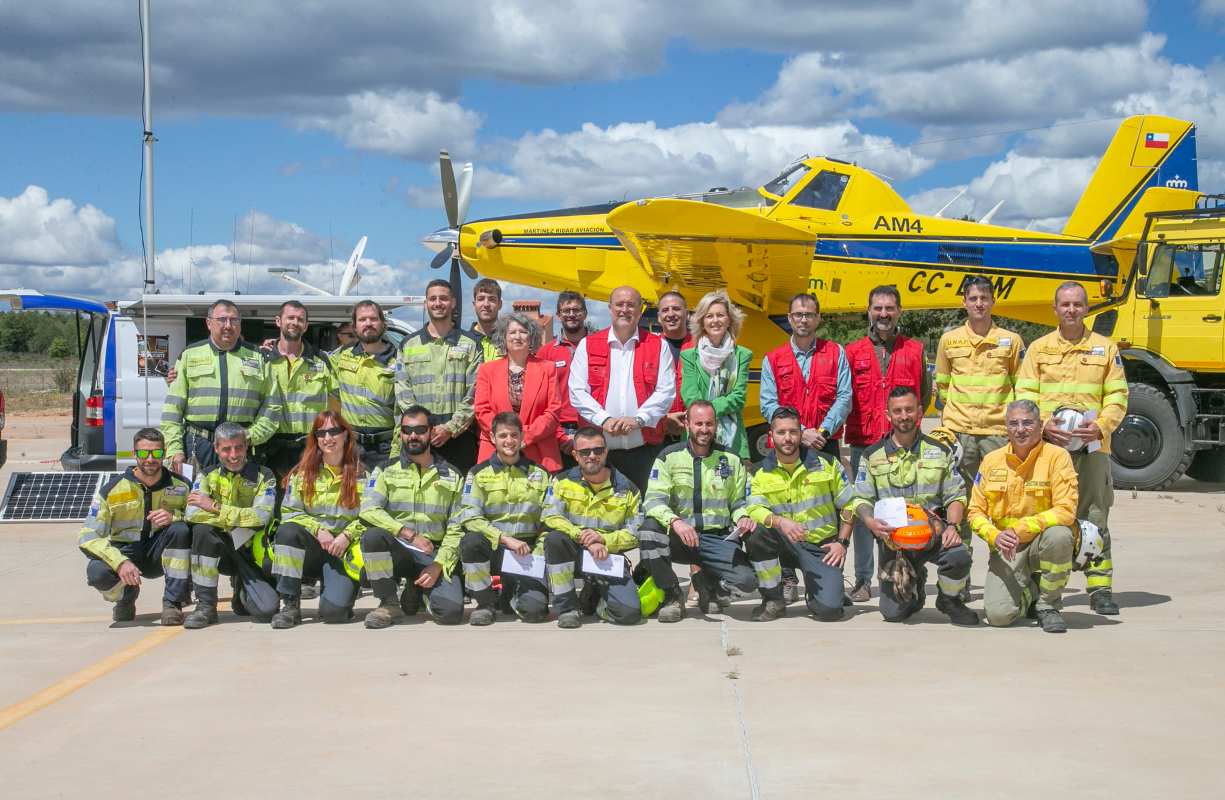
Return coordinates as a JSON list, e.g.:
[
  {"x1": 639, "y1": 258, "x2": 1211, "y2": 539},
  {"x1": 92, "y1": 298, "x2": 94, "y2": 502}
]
[{"x1": 606, "y1": 198, "x2": 815, "y2": 309}]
